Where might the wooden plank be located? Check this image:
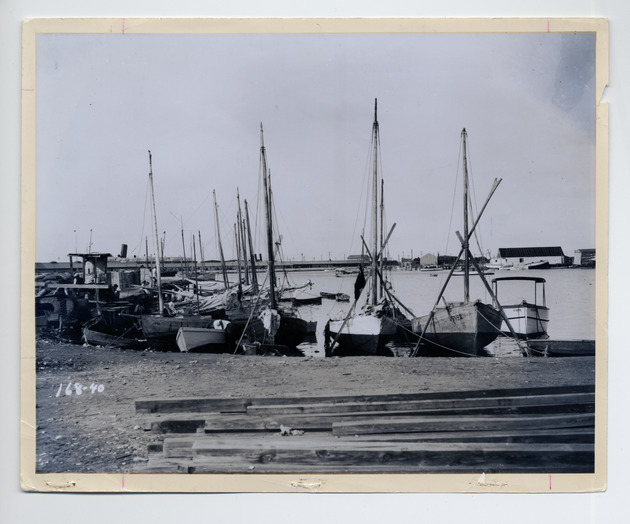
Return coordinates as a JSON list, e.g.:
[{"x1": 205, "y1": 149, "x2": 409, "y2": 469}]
[
  {"x1": 184, "y1": 460, "x2": 593, "y2": 474},
  {"x1": 135, "y1": 397, "x2": 247, "y2": 414},
  {"x1": 134, "y1": 384, "x2": 595, "y2": 414},
  {"x1": 146, "y1": 414, "x2": 216, "y2": 434},
  {"x1": 202, "y1": 405, "x2": 595, "y2": 433},
  {"x1": 246, "y1": 392, "x2": 595, "y2": 416},
  {"x1": 189, "y1": 439, "x2": 593, "y2": 471},
  {"x1": 335, "y1": 427, "x2": 595, "y2": 444},
  {"x1": 332, "y1": 413, "x2": 595, "y2": 436},
  {"x1": 162, "y1": 428, "x2": 595, "y2": 459}
]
